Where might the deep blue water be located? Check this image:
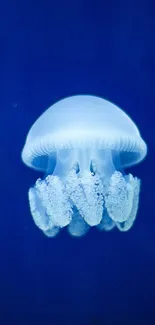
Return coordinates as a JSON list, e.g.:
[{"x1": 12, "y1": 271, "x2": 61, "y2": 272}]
[{"x1": 1, "y1": 0, "x2": 155, "y2": 324}]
